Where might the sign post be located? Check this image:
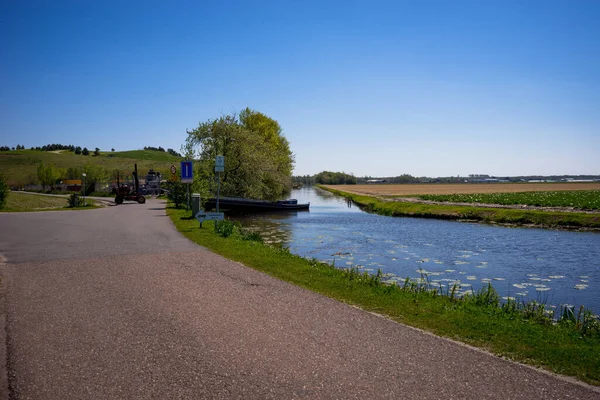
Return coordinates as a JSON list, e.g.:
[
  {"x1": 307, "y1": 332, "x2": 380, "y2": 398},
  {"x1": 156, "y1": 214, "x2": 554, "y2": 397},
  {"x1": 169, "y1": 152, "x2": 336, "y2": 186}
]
[
  {"x1": 195, "y1": 210, "x2": 224, "y2": 228},
  {"x1": 181, "y1": 161, "x2": 193, "y2": 211}
]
